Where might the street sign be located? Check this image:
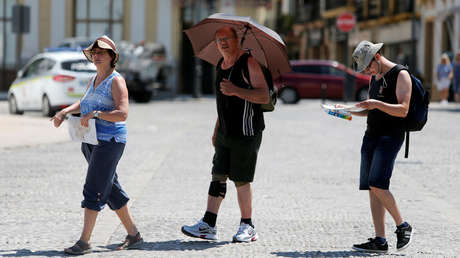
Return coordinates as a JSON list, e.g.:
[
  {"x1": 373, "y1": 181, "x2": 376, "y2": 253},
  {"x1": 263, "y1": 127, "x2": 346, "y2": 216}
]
[{"x1": 336, "y1": 13, "x2": 356, "y2": 33}]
